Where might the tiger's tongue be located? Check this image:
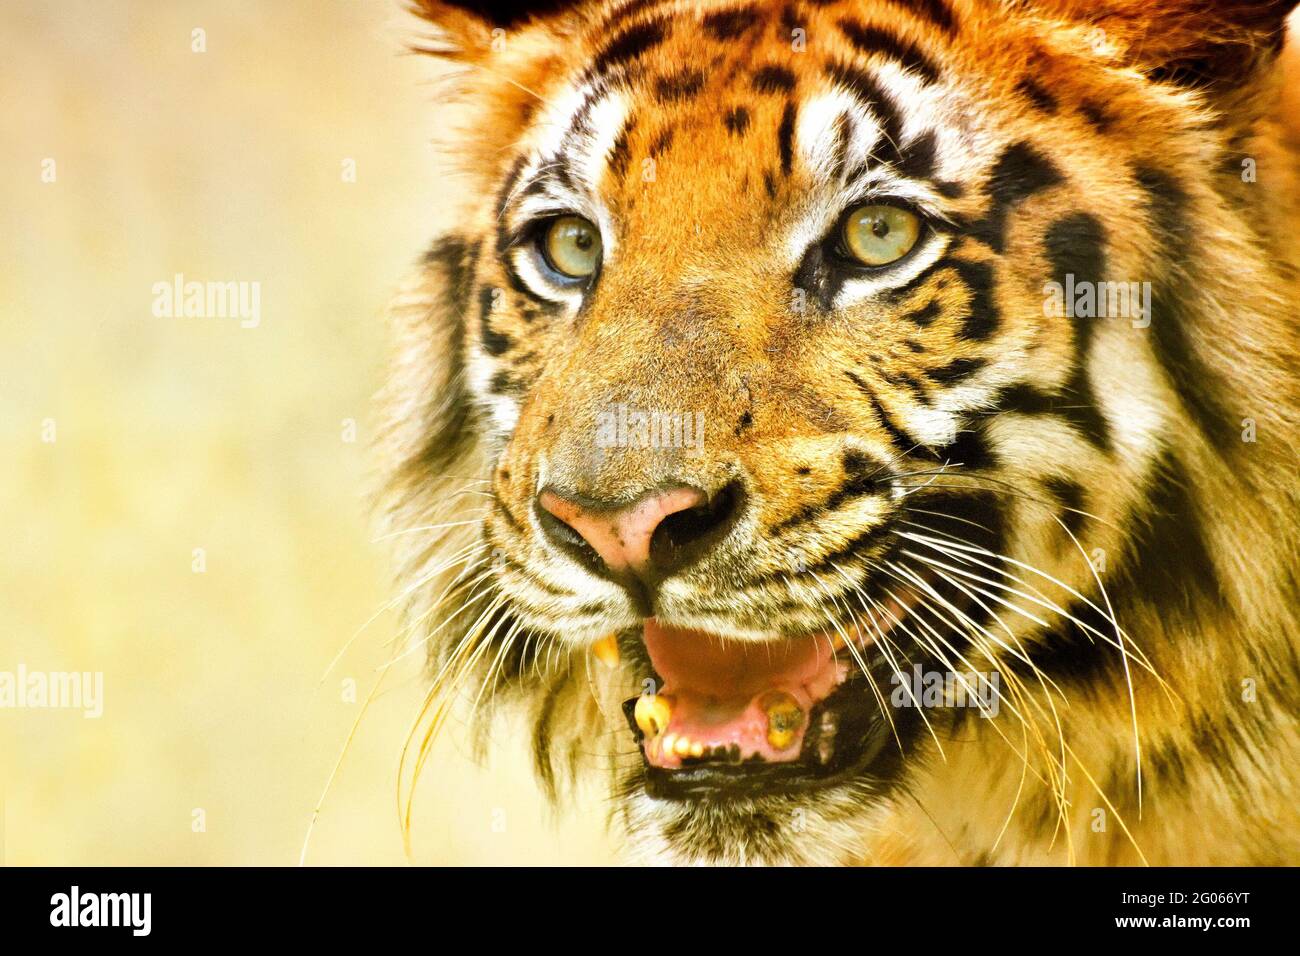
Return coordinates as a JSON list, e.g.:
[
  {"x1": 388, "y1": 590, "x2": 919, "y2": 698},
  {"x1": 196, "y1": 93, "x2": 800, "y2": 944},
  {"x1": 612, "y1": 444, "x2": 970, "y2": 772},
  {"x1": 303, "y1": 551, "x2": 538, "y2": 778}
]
[{"x1": 640, "y1": 618, "x2": 847, "y2": 768}]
